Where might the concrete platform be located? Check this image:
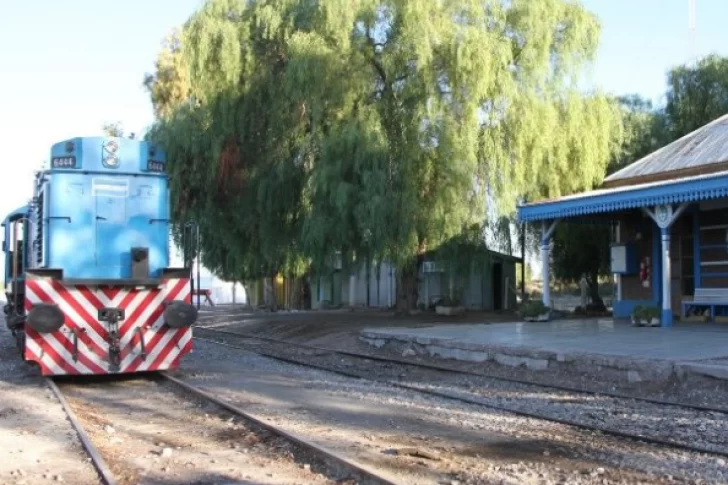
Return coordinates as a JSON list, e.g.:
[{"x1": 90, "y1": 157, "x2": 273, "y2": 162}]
[{"x1": 360, "y1": 319, "x2": 728, "y2": 383}]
